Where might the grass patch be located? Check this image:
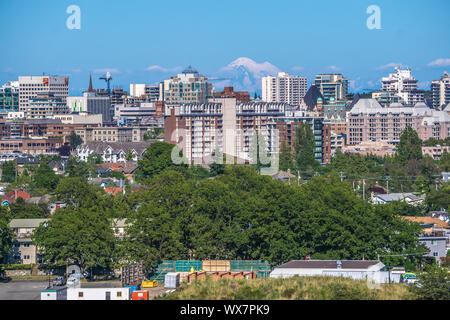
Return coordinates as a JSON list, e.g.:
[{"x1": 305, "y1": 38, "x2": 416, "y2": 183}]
[{"x1": 158, "y1": 276, "x2": 413, "y2": 300}]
